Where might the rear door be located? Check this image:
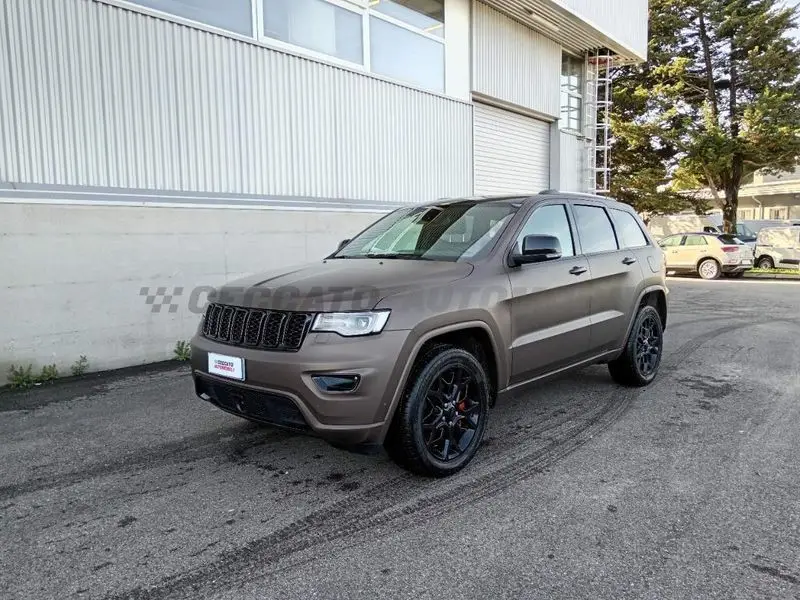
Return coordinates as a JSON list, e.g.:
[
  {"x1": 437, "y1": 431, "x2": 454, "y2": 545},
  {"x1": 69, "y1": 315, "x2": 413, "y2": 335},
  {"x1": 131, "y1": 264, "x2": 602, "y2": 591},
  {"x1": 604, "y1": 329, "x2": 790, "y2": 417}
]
[
  {"x1": 659, "y1": 235, "x2": 685, "y2": 269},
  {"x1": 571, "y1": 202, "x2": 643, "y2": 354},
  {"x1": 677, "y1": 234, "x2": 708, "y2": 269},
  {"x1": 507, "y1": 202, "x2": 592, "y2": 384},
  {"x1": 609, "y1": 207, "x2": 655, "y2": 269}
]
